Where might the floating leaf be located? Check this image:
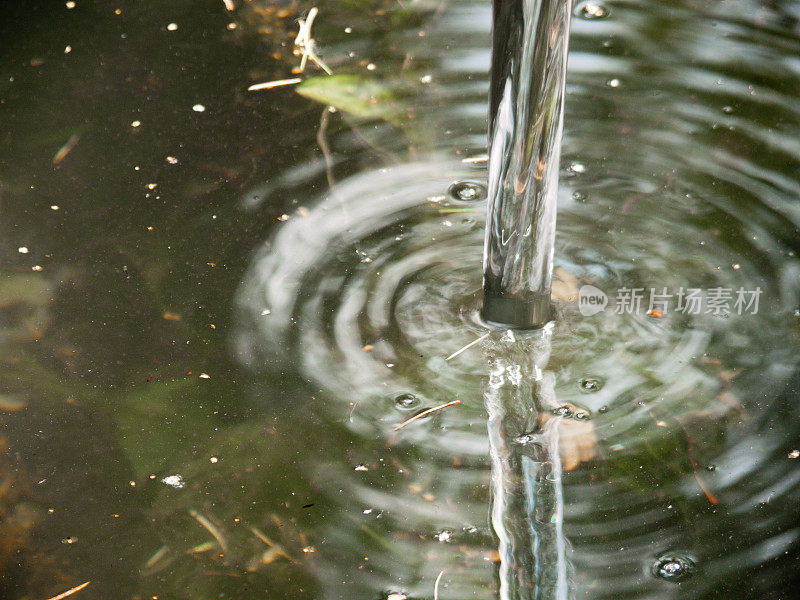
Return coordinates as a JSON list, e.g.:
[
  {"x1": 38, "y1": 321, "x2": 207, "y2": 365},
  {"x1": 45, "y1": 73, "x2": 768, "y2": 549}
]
[{"x1": 297, "y1": 74, "x2": 403, "y2": 123}]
